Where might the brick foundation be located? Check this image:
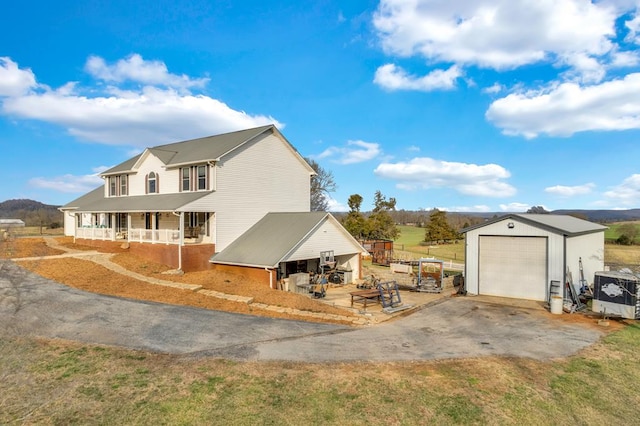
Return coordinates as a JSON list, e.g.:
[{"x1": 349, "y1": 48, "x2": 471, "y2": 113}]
[{"x1": 75, "y1": 239, "x2": 215, "y2": 272}]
